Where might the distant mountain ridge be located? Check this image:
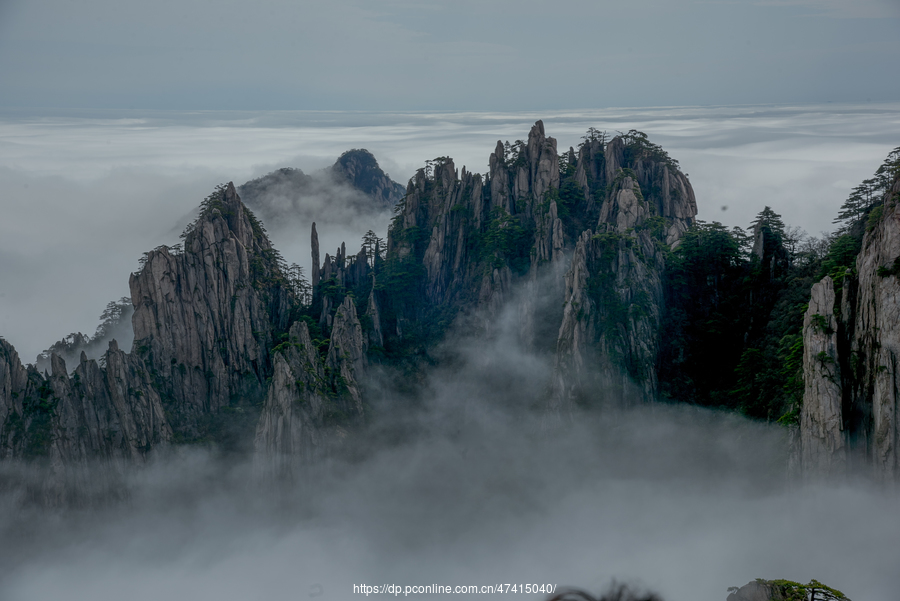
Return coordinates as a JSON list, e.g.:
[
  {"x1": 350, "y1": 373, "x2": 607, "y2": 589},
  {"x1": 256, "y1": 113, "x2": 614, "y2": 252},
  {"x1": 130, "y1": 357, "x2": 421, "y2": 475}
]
[{"x1": 237, "y1": 148, "x2": 404, "y2": 227}]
